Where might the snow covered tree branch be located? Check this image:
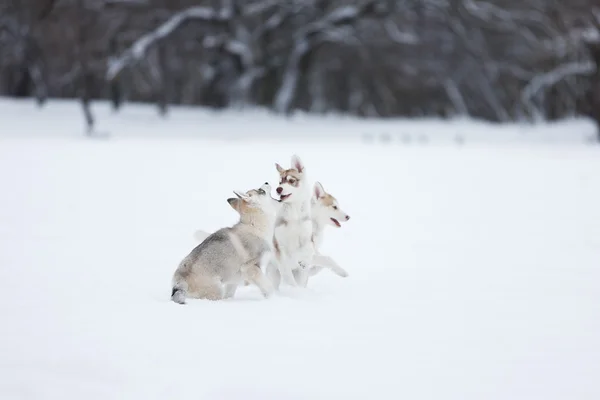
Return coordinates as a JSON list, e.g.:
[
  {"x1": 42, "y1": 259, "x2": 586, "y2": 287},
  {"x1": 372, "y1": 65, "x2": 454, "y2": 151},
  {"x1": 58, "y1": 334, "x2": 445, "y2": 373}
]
[
  {"x1": 274, "y1": 0, "x2": 388, "y2": 114},
  {"x1": 106, "y1": 6, "x2": 231, "y2": 81},
  {"x1": 522, "y1": 61, "x2": 596, "y2": 116}
]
